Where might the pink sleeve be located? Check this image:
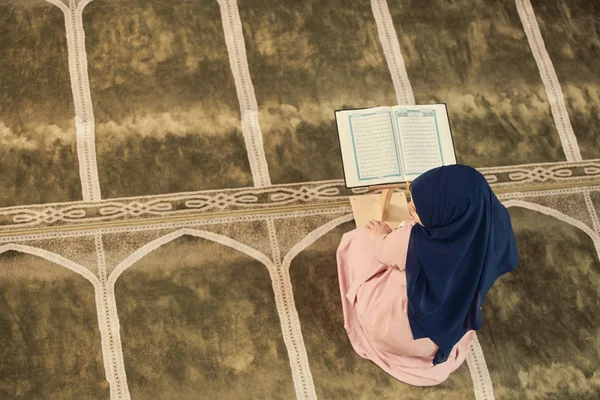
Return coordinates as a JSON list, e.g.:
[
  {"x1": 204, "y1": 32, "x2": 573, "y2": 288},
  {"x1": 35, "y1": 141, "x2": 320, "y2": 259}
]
[{"x1": 371, "y1": 223, "x2": 413, "y2": 270}]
